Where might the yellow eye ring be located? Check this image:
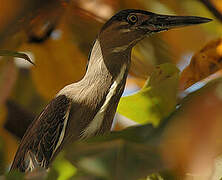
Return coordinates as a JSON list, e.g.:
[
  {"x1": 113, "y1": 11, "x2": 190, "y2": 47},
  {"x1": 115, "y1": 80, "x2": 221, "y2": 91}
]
[{"x1": 127, "y1": 14, "x2": 138, "y2": 24}]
